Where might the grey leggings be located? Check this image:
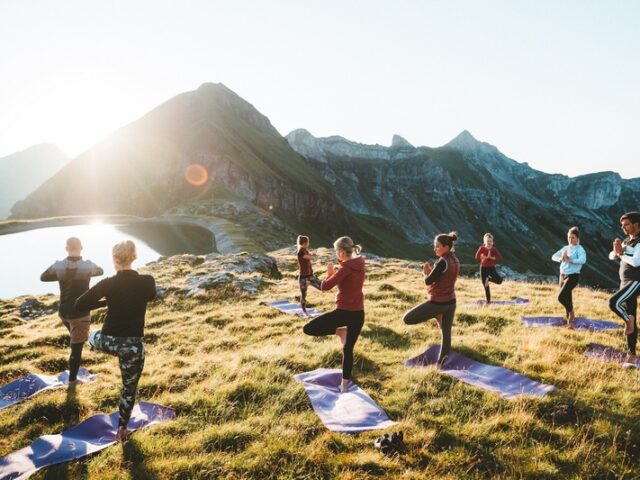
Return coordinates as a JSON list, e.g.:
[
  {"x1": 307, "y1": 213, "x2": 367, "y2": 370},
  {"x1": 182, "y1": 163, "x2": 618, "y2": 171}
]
[{"x1": 403, "y1": 300, "x2": 456, "y2": 363}]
